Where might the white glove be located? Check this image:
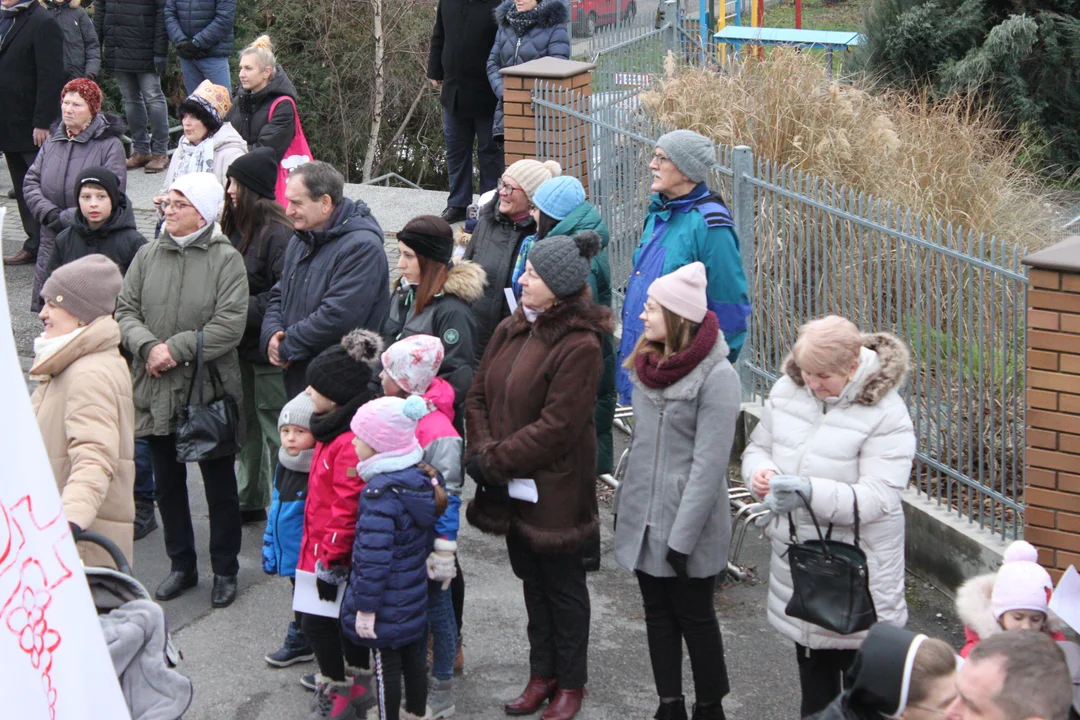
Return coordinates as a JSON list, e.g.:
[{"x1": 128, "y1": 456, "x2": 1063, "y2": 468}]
[
  {"x1": 426, "y1": 538, "x2": 458, "y2": 590},
  {"x1": 355, "y1": 611, "x2": 377, "y2": 639}
]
